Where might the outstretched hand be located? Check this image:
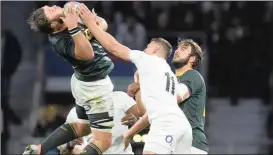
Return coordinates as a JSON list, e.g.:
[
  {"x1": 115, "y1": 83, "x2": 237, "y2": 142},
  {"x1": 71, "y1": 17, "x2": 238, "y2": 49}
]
[
  {"x1": 61, "y1": 2, "x2": 79, "y2": 29},
  {"x1": 78, "y1": 3, "x2": 97, "y2": 26}
]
